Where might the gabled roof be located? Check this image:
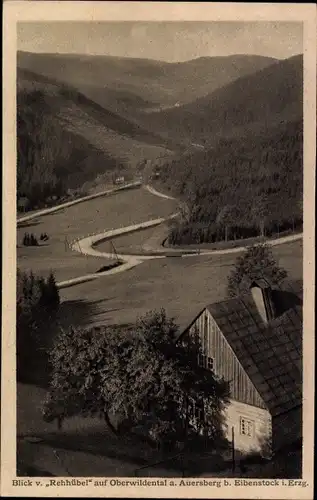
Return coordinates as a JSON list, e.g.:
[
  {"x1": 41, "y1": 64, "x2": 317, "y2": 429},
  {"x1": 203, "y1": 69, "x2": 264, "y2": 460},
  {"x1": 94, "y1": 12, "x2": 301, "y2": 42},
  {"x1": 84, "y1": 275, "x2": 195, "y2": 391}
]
[{"x1": 205, "y1": 280, "x2": 302, "y2": 417}]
